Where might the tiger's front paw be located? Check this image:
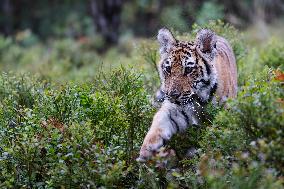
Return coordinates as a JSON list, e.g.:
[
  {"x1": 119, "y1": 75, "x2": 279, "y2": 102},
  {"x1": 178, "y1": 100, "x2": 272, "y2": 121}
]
[
  {"x1": 136, "y1": 146, "x2": 154, "y2": 162},
  {"x1": 136, "y1": 135, "x2": 165, "y2": 162}
]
